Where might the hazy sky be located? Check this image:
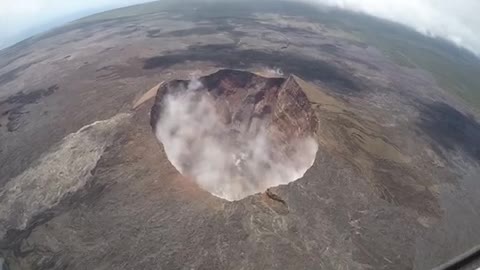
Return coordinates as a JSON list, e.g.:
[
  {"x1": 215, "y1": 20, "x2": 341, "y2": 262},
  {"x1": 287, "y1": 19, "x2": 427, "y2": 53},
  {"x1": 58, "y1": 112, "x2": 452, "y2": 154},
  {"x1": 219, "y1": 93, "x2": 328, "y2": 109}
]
[
  {"x1": 1, "y1": 0, "x2": 480, "y2": 54},
  {"x1": 0, "y1": 0, "x2": 154, "y2": 48}
]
